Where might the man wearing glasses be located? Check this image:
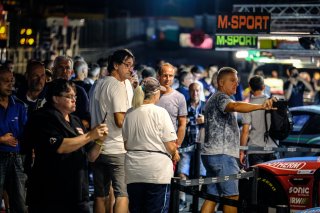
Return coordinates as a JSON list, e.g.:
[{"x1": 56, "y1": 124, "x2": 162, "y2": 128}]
[{"x1": 90, "y1": 49, "x2": 134, "y2": 213}]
